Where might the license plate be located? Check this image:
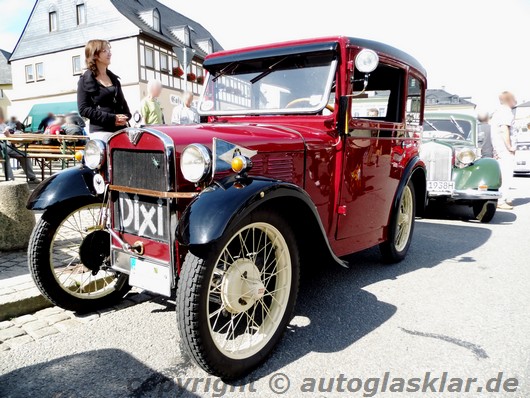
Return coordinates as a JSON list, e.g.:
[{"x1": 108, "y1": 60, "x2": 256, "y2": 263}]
[
  {"x1": 114, "y1": 193, "x2": 169, "y2": 241},
  {"x1": 129, "y1": 257, "x2": 171, "y2": 296},
  {"x1": 427, "y1": 180, "x2": 455, "y2": 193}
]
